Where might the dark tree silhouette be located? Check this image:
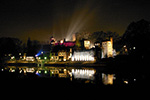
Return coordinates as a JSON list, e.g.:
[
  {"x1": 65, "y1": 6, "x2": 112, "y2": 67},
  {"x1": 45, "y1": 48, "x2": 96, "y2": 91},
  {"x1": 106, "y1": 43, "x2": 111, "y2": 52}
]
[
  {"x1": 26, "y1": 37, "x2": 41, "y2": 56},
  {"x1": 122, "y1": 19, "x2": 150, "y2": 59},
  {"x1": 0, "y1": 37, "x2": 22, "y2": 57},
  {"x1": 89, "y1": 31, "x2": 121, "y2": 51}
]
